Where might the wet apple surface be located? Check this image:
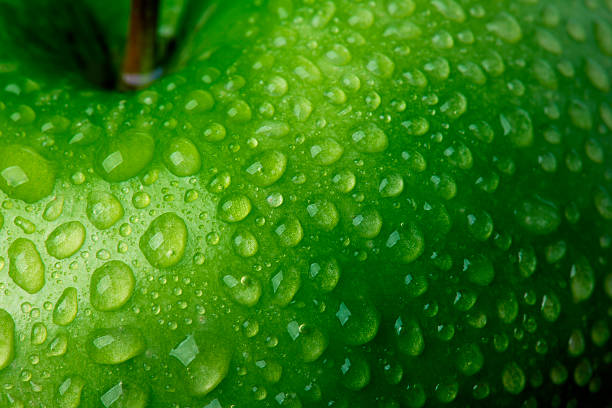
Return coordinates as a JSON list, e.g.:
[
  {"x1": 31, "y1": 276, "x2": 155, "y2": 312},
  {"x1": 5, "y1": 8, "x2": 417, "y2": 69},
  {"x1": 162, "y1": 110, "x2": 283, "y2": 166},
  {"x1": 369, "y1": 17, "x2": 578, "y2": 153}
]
[{"x1": 0, "y1": 0, "x2": 611, "y2": 407}]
